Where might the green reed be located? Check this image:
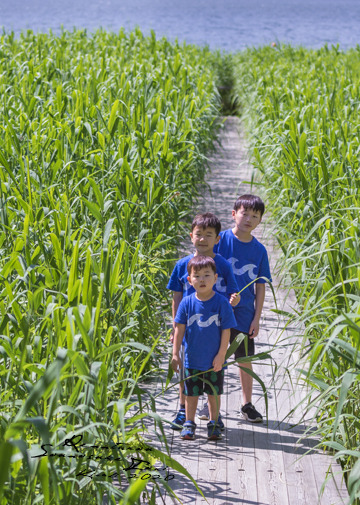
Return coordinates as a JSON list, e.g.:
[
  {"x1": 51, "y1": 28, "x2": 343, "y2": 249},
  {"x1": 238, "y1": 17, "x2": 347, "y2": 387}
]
[
  {"x1": 234, "y1": 44, "x2": 360, "y2": 503},
  {"x1": 0, "y1": 28, "x2": 221, "y2": 503}
]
